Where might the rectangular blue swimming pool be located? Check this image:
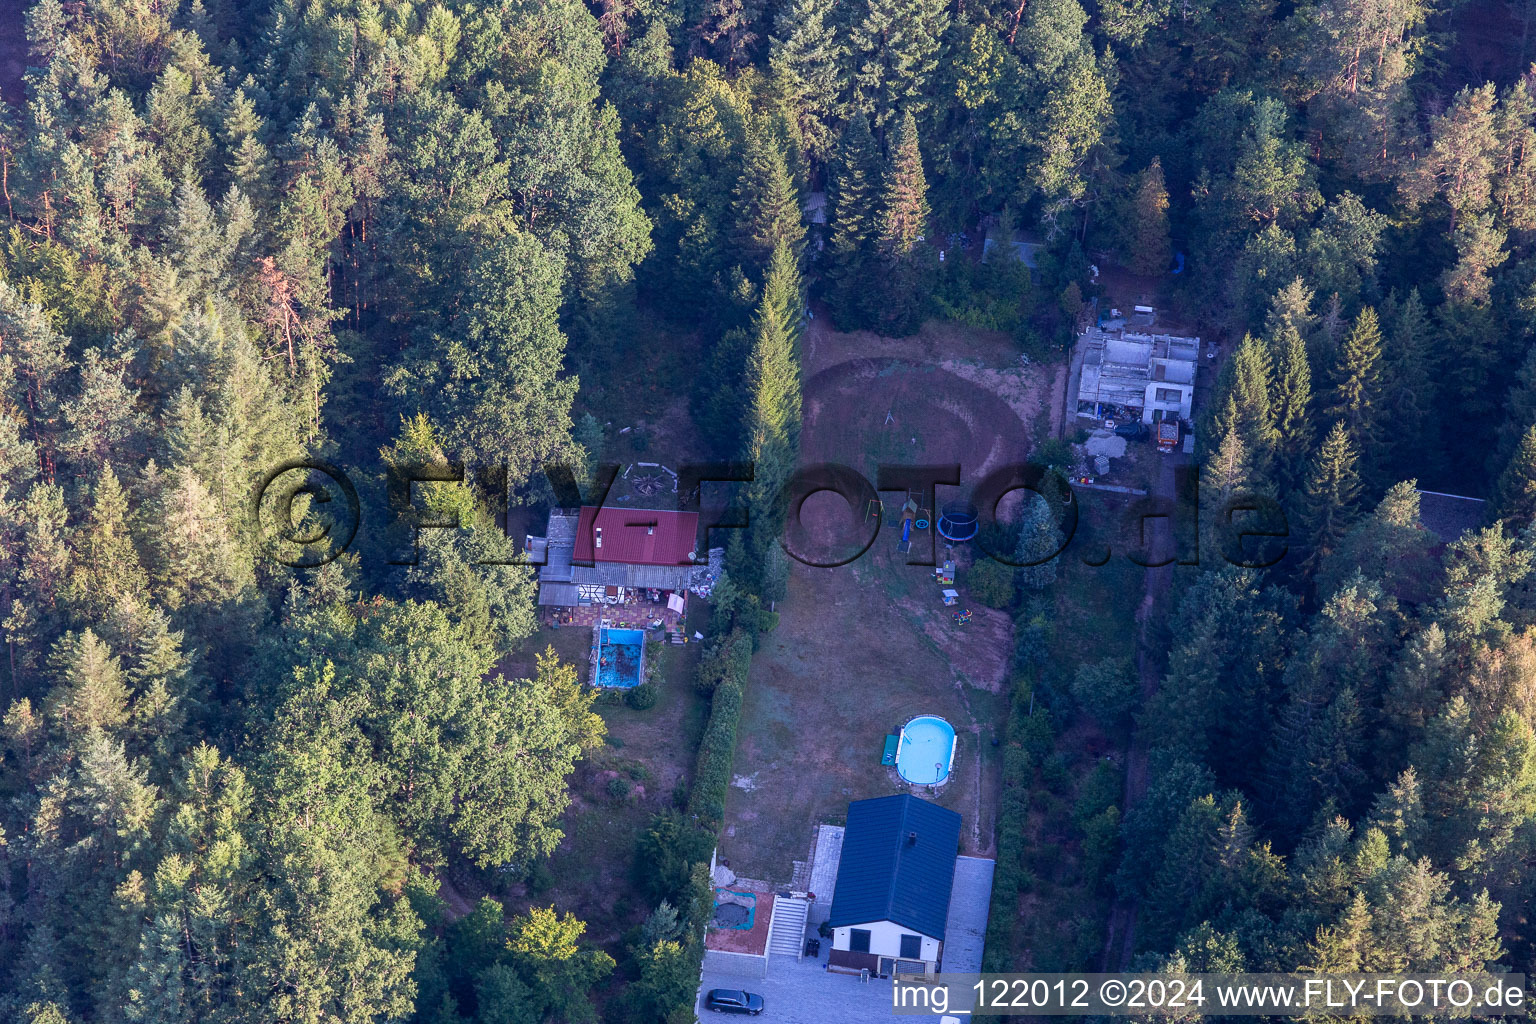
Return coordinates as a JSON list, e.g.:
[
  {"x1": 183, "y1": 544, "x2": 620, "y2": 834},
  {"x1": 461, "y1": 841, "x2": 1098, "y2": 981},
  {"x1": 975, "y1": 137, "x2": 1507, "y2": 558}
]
[{"x1": 593, "y1": 627, "x2": 645, "y2": 688}]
